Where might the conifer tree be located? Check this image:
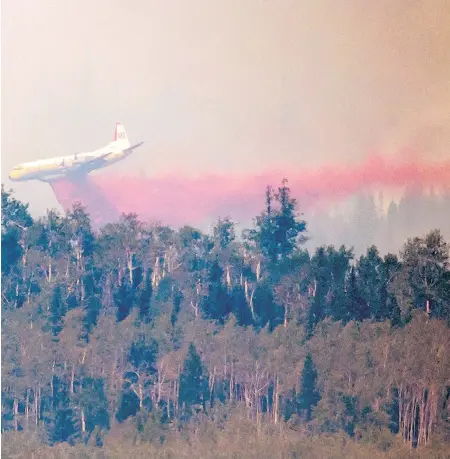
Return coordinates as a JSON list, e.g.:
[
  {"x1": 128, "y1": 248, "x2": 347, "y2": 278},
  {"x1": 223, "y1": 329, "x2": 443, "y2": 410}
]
[
  {"x1": 202, "y1": 258, "x2": 231, "y2": 322},
  {"x1": 357, "y1": 246, "x2": 383, "y2": 318},
  {"x1": 81, "y1": 271, "x2": 102, "y2": 342},
  {"x1": 179, "y1": 343, "x2": 209, "y2": 415},
  {"x1": 213, "y1": 216, "x2": 235, "y2": 250},
  {"x1": 246, "y1": 180, "x2": 306, "y2": 266},
  {"x1": 230, "y1": 285, "x2": 253, "y2": 326},
  {"x1": 170, "y1": 286, "x2": 183, "y2": 328},
  {"x1": 114, "y1": 275, "x2": 135, "y2": 322},
  {"x1": 139, "y1": 268, "x2": 154, "y2": 323},
  {"x1": 346, "y1": 267, "x2": 371, "y2": 322},
  {"x1": 50, "y1": 284, "x2": 67, "y2": 337},
  {"x1": 298, "y1": 353, "x2": 320, "y2": 421}
]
